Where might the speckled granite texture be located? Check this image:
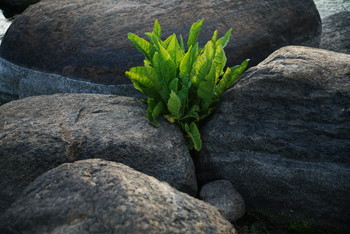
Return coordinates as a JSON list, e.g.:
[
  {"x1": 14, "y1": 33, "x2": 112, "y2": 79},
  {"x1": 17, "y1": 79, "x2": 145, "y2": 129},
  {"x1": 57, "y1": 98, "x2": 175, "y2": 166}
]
[{"x1": 314, "y1": 0, "x2": 350, "y2": 18}]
